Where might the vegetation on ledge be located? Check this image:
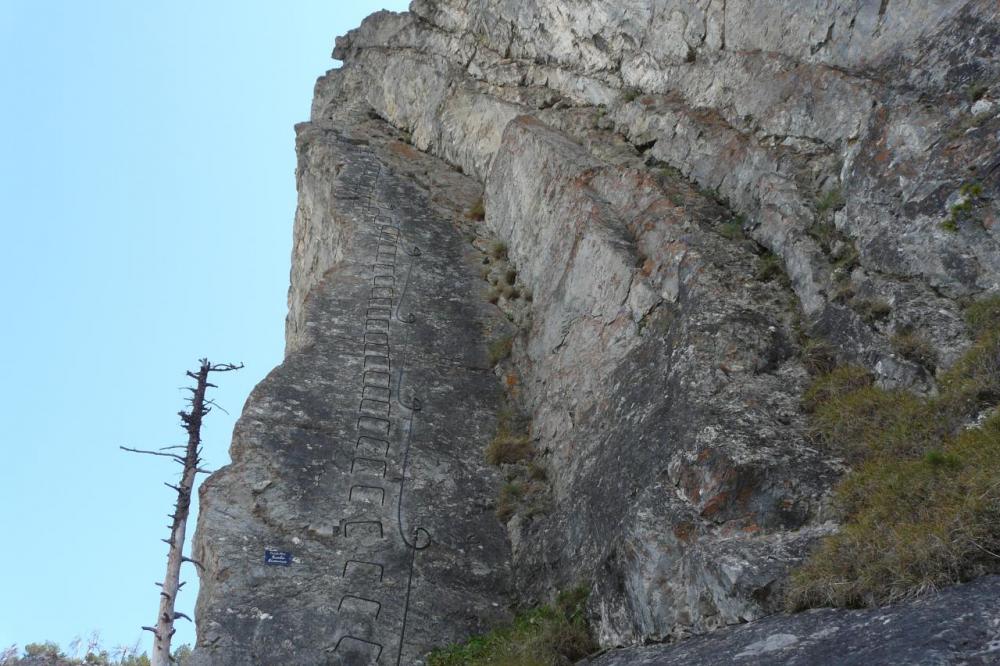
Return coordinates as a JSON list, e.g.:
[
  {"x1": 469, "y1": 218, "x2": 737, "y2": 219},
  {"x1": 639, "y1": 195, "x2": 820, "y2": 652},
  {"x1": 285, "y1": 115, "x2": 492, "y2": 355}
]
[
  {"x1": 427, "y1": 587, "x2": 598, "y2": 666},
  {"x1": 788, "y1": 295, "x2": 1000, "y2": 610}
]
